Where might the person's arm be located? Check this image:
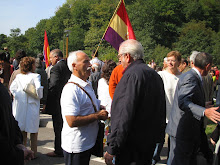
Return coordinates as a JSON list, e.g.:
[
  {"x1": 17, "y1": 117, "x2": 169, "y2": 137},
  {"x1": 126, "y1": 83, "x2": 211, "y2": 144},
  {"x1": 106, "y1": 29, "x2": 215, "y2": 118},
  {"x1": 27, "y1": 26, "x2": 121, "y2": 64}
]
[
  {"x1": 109, "y1": 69, "x2": 117, "y2": 100},
  {"x1": 61, "y1": 83, "x2": 108, "y2": 128},
  {"x1": 65, "y1": 110, "x2": 108, "y2": 127},
  {"x1": 178, "y1": 76, "x2": 220, "y2": 123},
  {"x1": 34, "y1": 74, "x2": 43, "y2": 99},
  {"x1": 48, "y1": 65, "x2": 60, "y2": 96},
  {"x1": 178, "y1": 77, "x2": 206, "y2": 119}
]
